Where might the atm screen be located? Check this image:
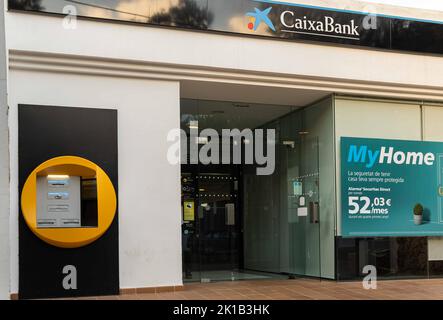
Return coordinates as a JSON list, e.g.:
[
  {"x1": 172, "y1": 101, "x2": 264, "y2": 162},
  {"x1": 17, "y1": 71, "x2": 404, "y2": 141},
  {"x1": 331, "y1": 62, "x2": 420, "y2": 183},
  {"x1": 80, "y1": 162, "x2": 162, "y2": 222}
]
[{"x1": 36, "y1": 175, "x2": 81, "y2": 228}]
